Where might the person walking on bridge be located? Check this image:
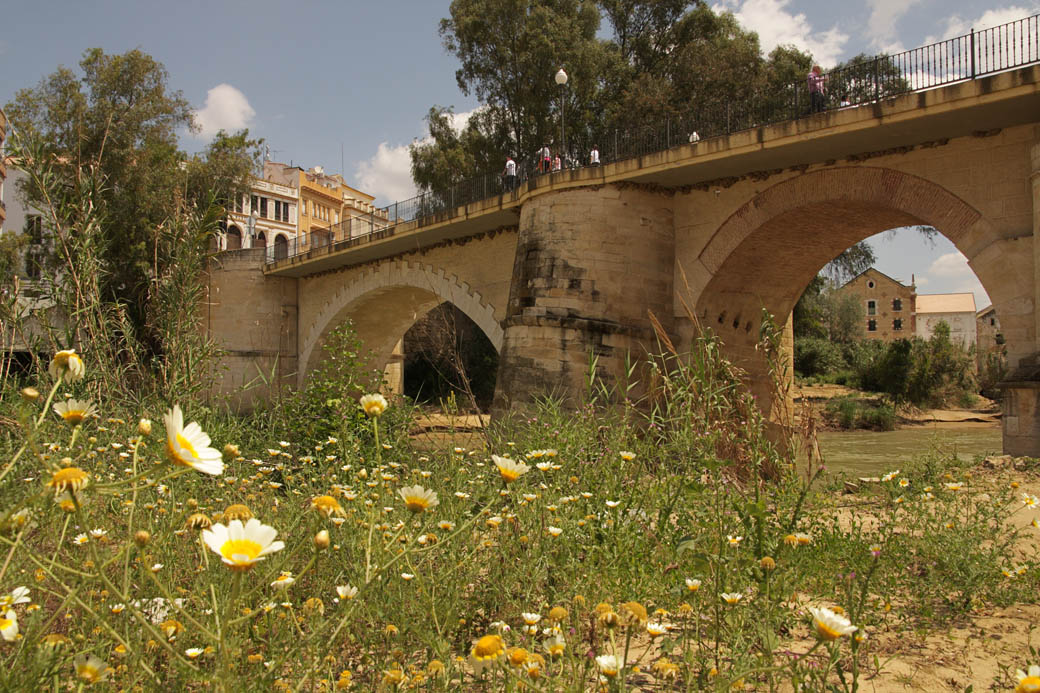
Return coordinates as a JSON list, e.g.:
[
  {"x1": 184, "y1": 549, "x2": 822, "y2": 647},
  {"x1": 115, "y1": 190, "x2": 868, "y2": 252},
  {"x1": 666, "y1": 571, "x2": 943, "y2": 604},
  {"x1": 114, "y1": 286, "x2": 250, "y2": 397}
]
[
  {"x1": 503, "y1": 155, "x2": 517, "y2": 190},
  {"x1": 808, "y1": 65, "x2": 826, "y2": 113},
  {"x1": 540, "y1": 144, "x2": 551, "y2": 173}
]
